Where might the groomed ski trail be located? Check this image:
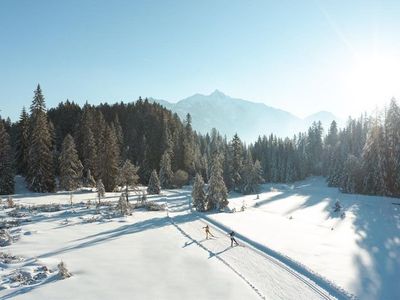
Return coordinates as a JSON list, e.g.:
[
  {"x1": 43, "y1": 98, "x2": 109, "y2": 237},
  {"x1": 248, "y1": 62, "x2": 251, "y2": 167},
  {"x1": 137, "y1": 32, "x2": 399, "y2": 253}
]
[{"x1": 168, "y1": 211, "x2": 337, "y2": 300}]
